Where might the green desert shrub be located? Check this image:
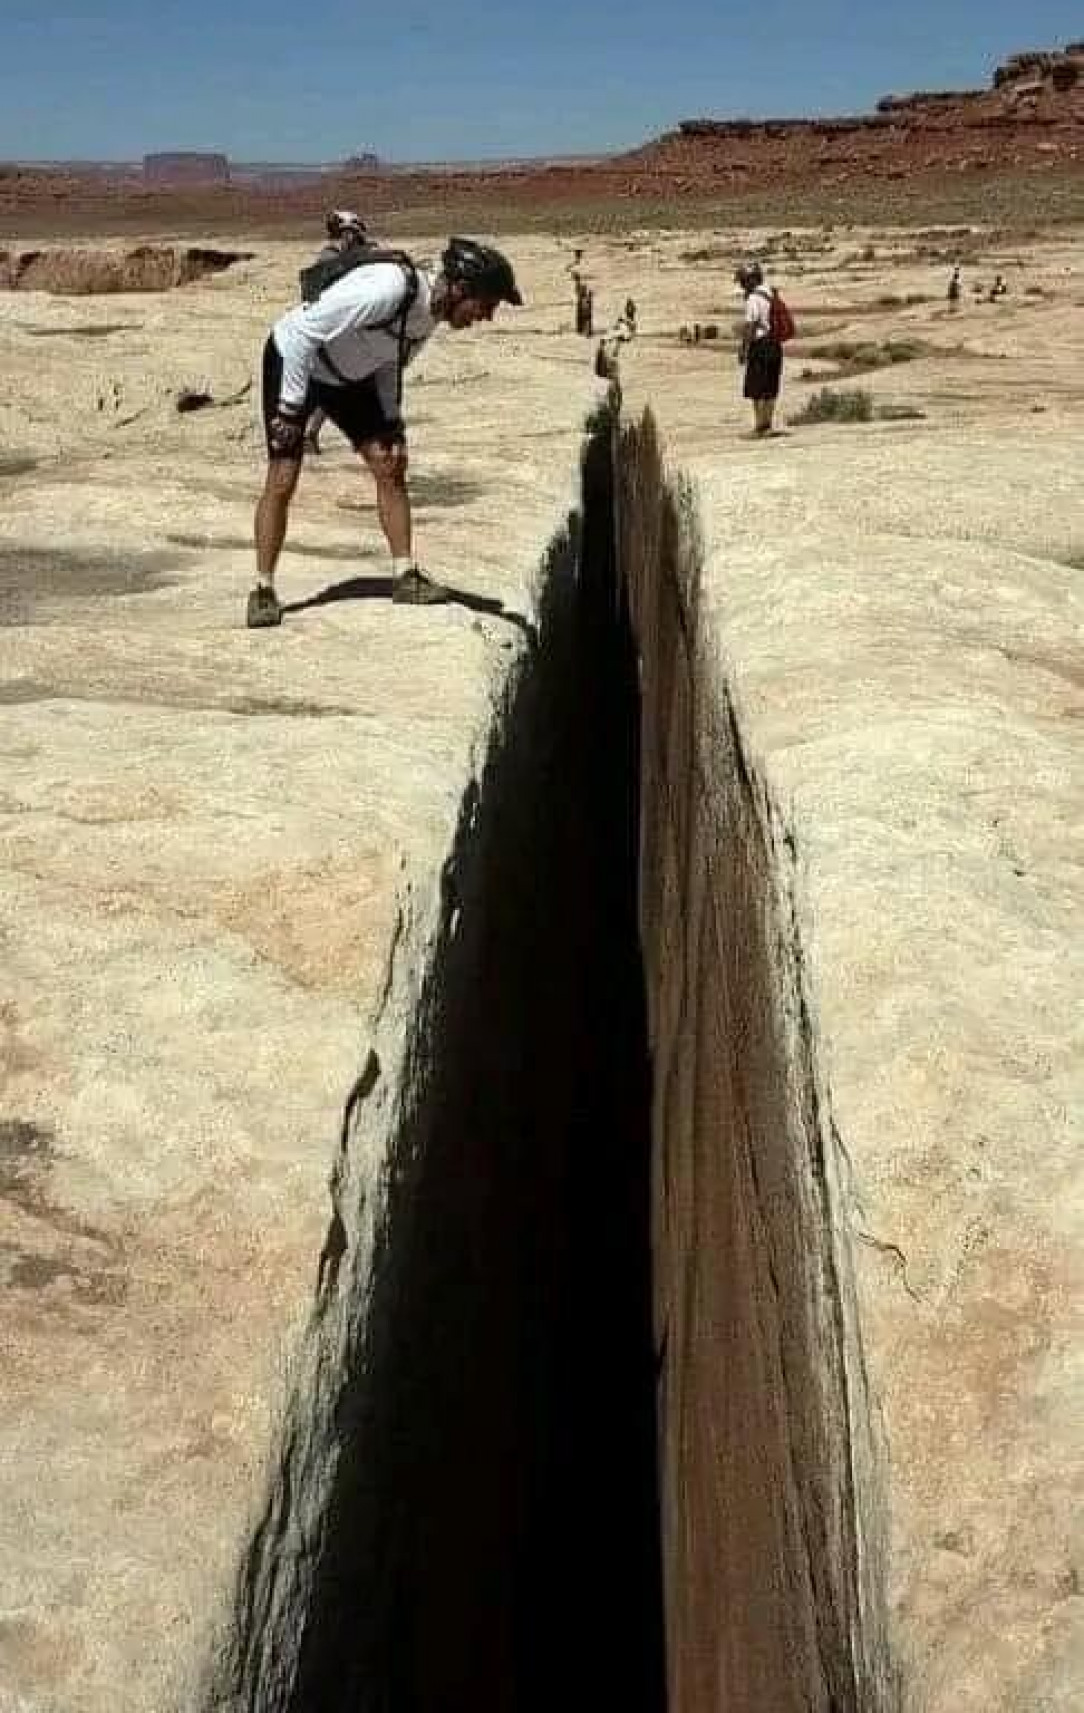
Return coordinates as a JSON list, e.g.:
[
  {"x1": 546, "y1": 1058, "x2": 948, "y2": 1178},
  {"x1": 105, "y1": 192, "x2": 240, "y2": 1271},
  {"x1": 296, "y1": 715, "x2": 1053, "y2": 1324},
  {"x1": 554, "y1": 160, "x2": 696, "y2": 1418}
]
[
  {"x1": 809, "y1": 337, "x2": 929, "y2": 373},
  {"x1": 791, "y1": 386, "x2": 874, "y2": 425}
]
